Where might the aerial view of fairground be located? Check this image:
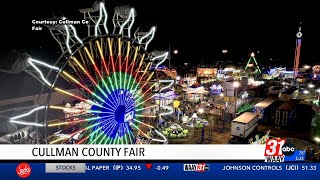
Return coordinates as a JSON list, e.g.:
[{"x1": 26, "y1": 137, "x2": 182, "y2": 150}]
[{"x1": 0, "y1": 0, "x2": 319, "y2": 160}]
